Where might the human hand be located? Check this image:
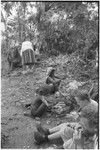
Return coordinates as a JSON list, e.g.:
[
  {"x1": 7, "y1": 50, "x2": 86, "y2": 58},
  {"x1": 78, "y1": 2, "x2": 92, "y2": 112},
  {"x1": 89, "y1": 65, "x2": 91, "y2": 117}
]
[
  {"x1": 73, "y1": 126, "x2": 83, "y2": 140},
  {"x1": 66, "y1": 111, "x2": 79, "y2": 120},
  {"x1": 63, "y1": 139, "x2": 74, "y2": 149}
]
